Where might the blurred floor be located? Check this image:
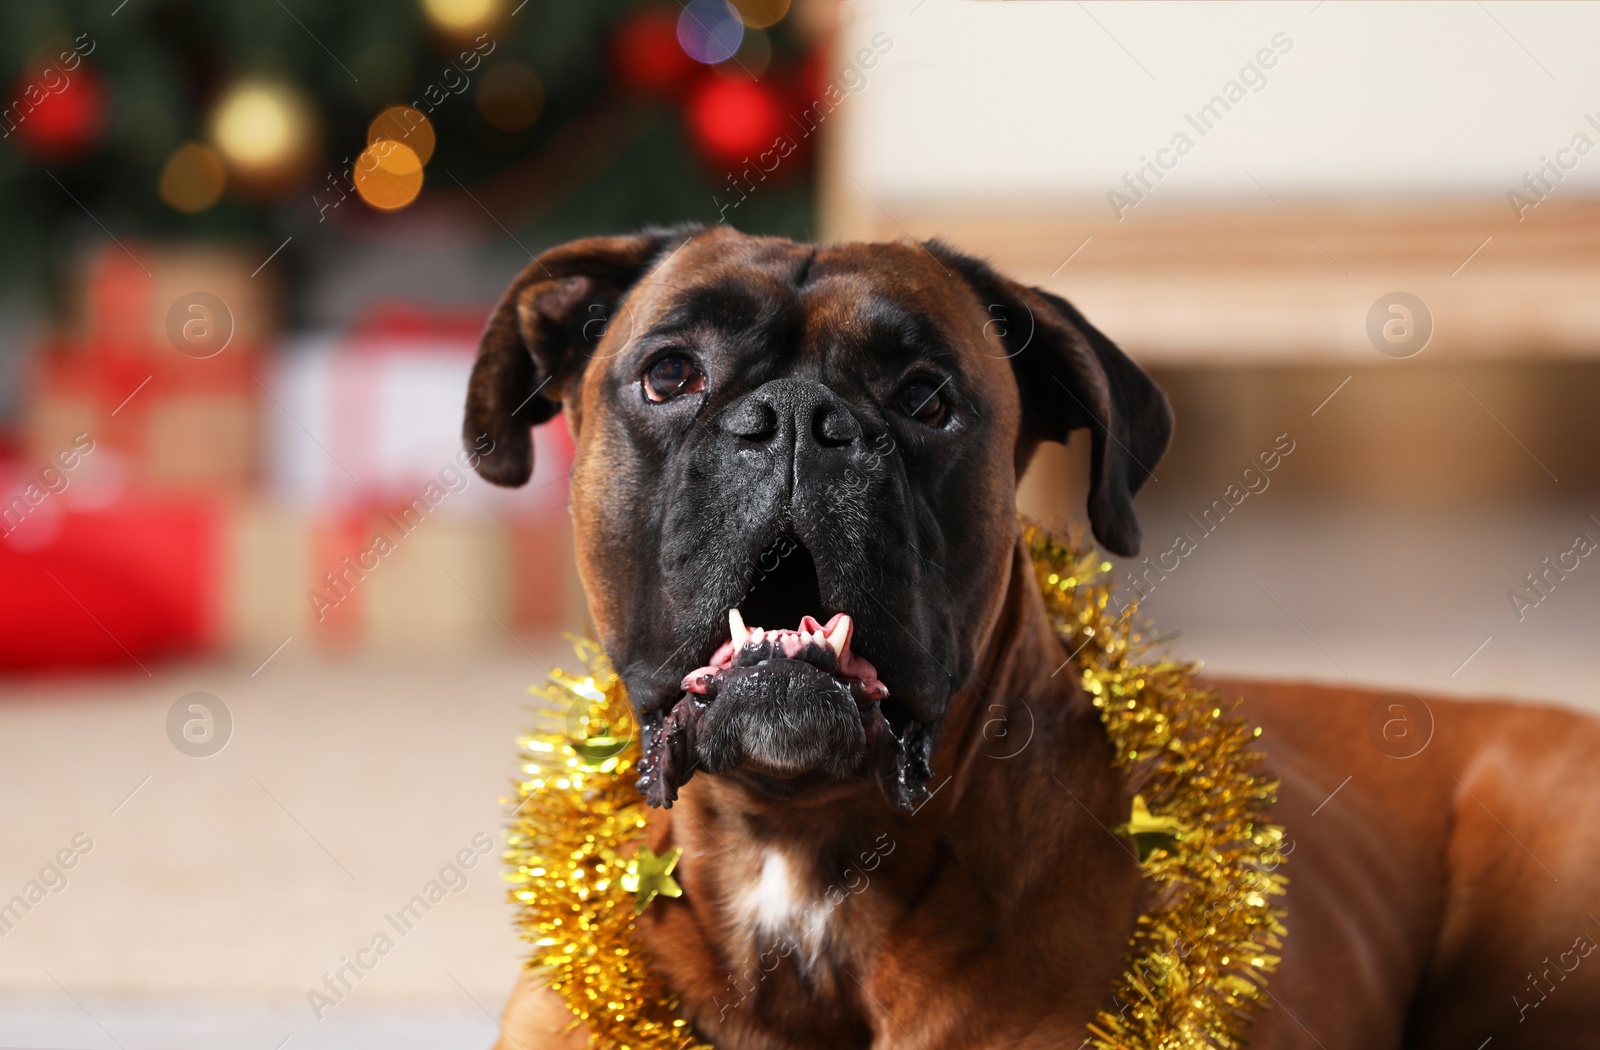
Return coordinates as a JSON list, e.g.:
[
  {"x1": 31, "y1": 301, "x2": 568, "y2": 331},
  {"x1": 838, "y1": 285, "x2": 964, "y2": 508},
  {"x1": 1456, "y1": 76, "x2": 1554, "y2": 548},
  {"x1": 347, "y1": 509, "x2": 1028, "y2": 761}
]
[
  {"x1": 1137, "y1": 501, "x2": 1600, "y2": 715},
  {"x1": 2, "y1": 502, "x2": 1598, "y2": 1046},
  {"x1": 0, "y1": 647, "x2": 560, "y2": 1047},
  {"x1": 0, "y1": 998, "x2": 497, "y2": 1049}
]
